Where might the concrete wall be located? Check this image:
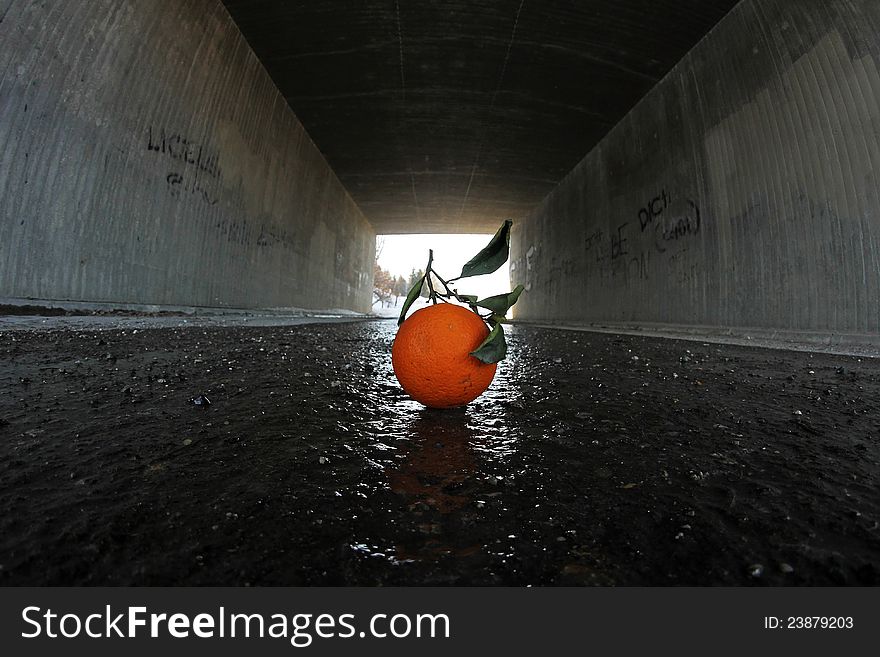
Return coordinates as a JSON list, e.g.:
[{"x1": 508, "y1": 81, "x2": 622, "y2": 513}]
[
  {"x1": 511, "y1": 0, "x2": 880, "y2": 334},
  {"x1": 0, "y1": 0, "x2": 374, "y2": 312}
]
